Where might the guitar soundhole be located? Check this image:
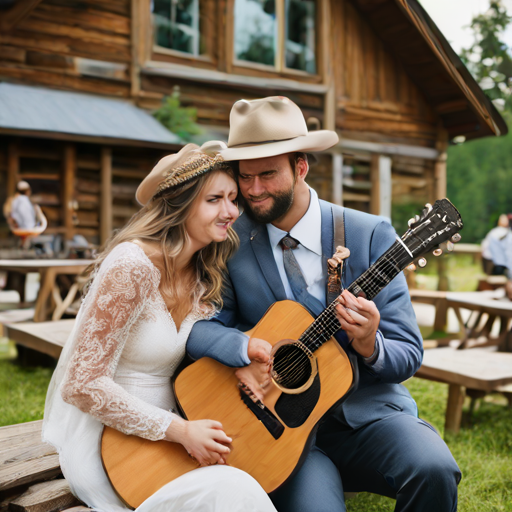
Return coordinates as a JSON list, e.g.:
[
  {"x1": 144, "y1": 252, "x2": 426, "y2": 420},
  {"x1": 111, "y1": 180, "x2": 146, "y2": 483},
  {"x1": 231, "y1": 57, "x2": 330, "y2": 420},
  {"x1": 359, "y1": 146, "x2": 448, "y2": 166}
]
[{"x1": 272, "y1": 342, "x2": 313, "y2": 390}]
